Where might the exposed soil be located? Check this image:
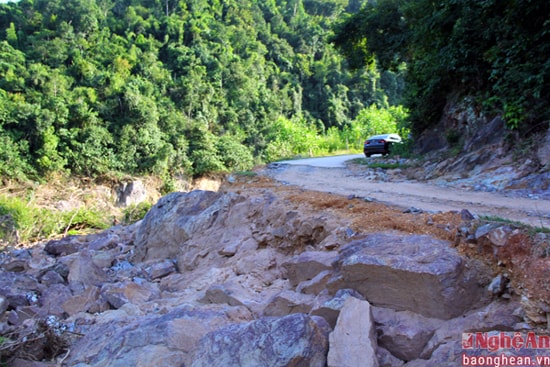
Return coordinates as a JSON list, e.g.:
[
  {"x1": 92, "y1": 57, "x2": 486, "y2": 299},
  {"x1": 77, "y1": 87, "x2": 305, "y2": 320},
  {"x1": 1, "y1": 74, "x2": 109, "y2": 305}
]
[
  {"x1": 225, "y1": 173, "x2": 463, "y2": 244},
  {"x1": 261, "y1": 157, "x2": 550, "y2": 229}
]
